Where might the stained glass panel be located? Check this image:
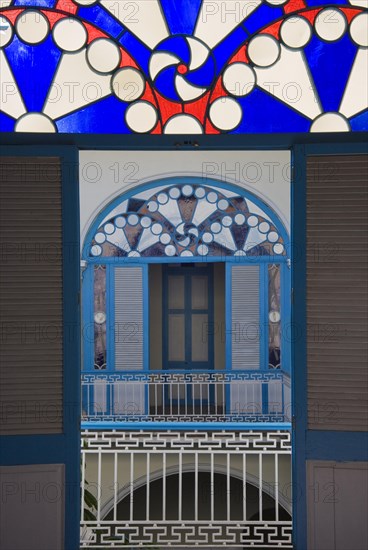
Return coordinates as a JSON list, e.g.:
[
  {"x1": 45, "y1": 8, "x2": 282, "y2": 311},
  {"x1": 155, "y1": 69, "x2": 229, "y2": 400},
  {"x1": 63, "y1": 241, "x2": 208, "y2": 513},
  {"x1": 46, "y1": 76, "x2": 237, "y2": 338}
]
[
  {"x1": 94, "y1": 264, "x2": 107, "y2": 369},
  {"x1": 268, "y1": 263, "x2": 281, "y2": 369},
  {"x1": 1, "y1": 1, "x2": 366, "y2": 133},
  {"x1": 87, "y1": 181, "x2": 287, "y2": 259}
]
